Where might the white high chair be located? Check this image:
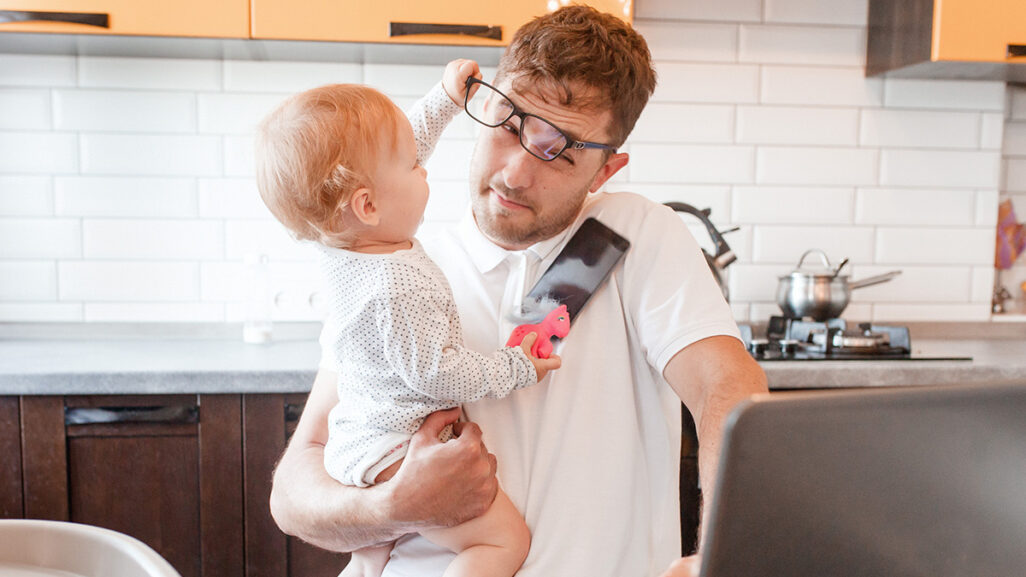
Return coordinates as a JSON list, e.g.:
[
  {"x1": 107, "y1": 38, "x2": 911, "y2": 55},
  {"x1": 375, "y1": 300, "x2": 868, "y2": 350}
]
[{"x1": 0, "y1": 520, "x2": 181, "y2": 577}]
